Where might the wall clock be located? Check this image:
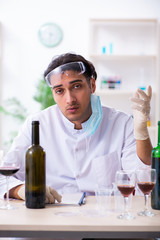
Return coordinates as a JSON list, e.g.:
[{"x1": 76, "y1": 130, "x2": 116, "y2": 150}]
[{"x1": 38, "y1": 23, "x2": 63, "y2": 48}]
